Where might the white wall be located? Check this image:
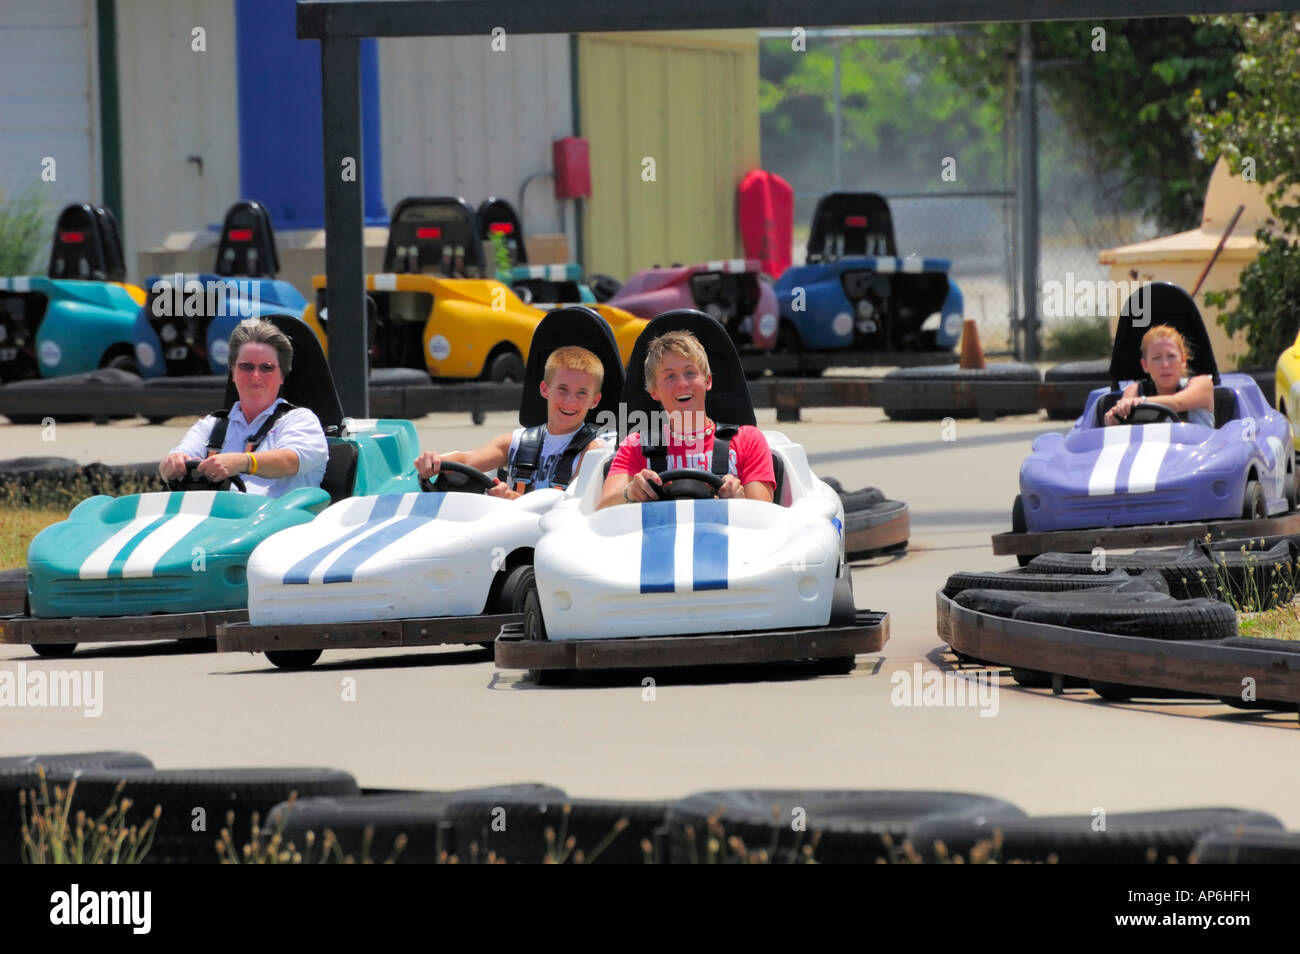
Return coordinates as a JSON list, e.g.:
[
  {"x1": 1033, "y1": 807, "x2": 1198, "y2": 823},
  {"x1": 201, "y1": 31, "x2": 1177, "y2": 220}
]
[
  {"x1": 0, "y1": 0, "x2": 98, "y2": 270},
  {"x1": 378, "y1": 33, "x2": 576, "y2": 252},
  {"x1": 115, "y1": 0, "x2": 239, "y2": 281}
]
